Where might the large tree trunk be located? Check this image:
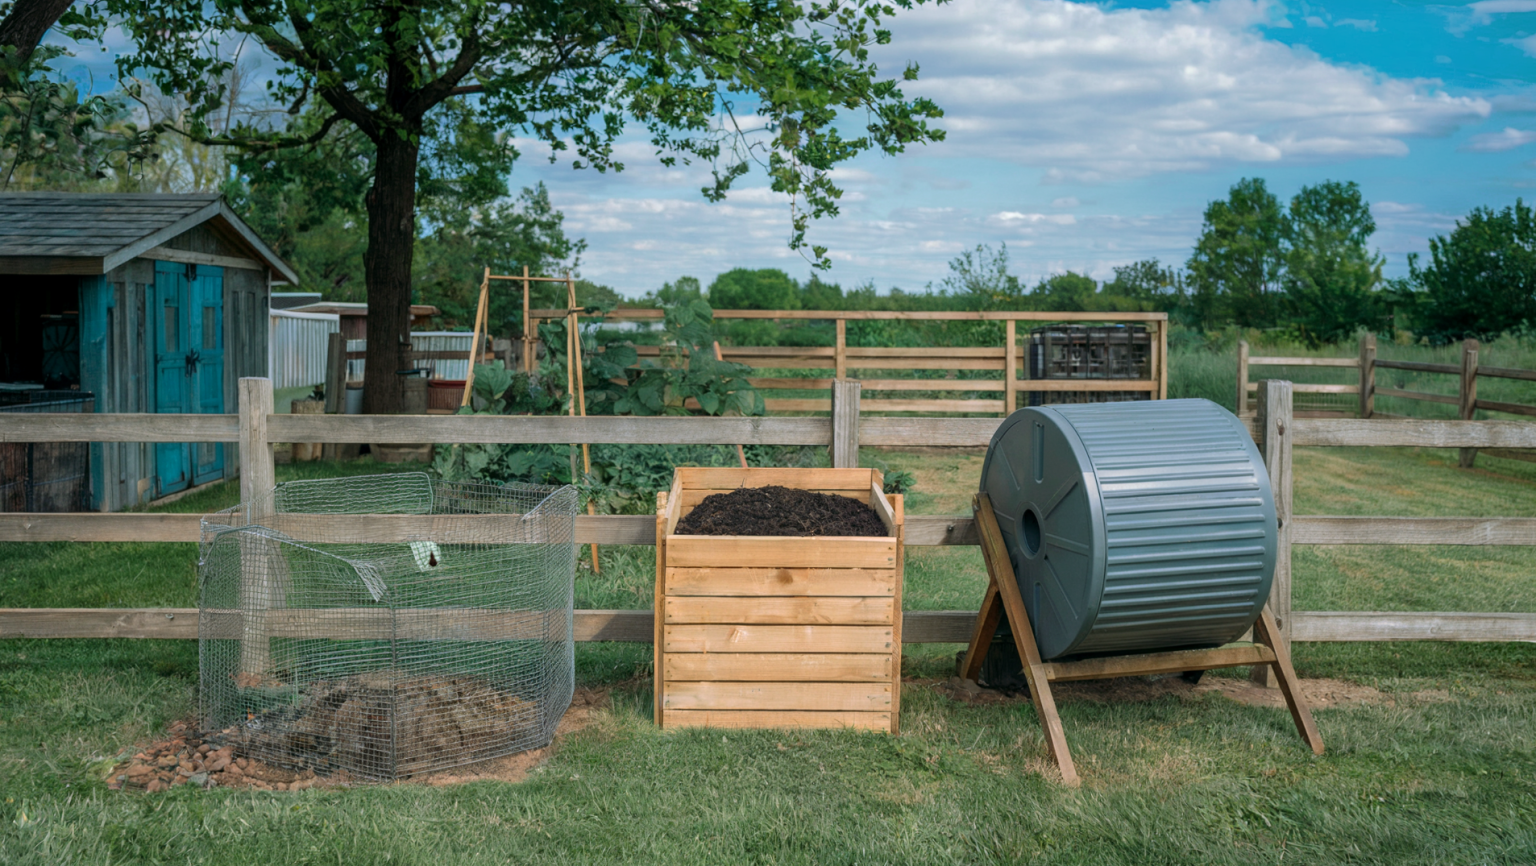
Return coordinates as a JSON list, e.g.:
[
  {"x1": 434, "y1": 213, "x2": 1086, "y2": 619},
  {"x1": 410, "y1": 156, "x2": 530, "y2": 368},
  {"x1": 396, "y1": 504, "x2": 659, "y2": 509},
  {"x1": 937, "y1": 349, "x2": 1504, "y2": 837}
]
[
  {"x1": 0, "y1": 0, "x2": 75, "y2": 70},
  {"x1": 361, "y1": 130, "x2": 421, "y2": 416}
]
